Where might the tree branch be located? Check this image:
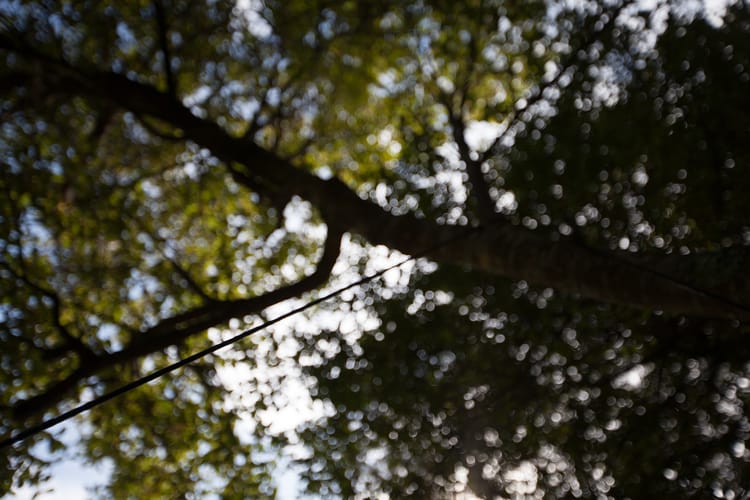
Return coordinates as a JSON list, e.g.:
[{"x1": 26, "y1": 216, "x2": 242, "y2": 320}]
[
  {"x1": 0, "y1": 261, "x2": 97, "y2": 361},
  {"x1": 3, "y1": 43, "x2": 750, "y2": 320},
  {"x1": 443, "y1": 101, "x2": 497, "y2": 225},
  {"x1": 153, "y1": 0, "x2": 177, "y2": 98},
  {"x1": 10, "y1": 225, "x2": 344, "y2": 421},
  {"x1": 166, "y1": 256, "x2": 216, "y2": 303},
  {"x1": 479, "y1": 4, "x2": 626, "y2": 163},
  {"x1": 128, "y1": 225, "x2": 343, "y2": 356}
]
